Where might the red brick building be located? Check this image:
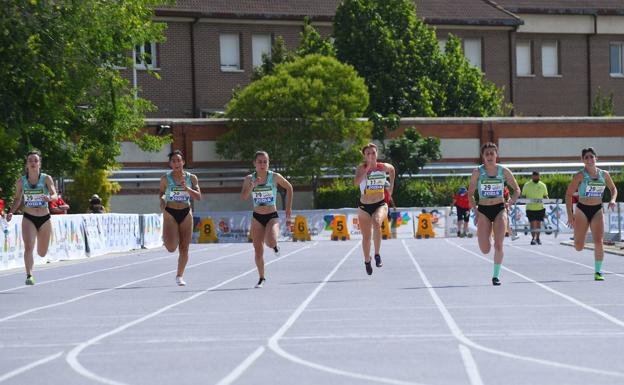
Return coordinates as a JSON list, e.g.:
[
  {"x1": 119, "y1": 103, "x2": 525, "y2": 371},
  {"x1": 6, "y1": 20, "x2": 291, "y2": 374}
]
[{"x1": 124, "y1": 0, "x2": 624, "y2": 118}]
